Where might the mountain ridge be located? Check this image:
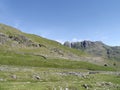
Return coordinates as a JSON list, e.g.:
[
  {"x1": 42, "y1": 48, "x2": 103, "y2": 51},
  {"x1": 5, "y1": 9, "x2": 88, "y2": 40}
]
[
  {"x1": 0, "y1": 23, "x2": 120, "y2": 69},
  {"x1": 0, "y1": 23, "x2": 87, "y2": 61},
  {"x1": 64, "y1": 40, "x2": 120, "y2": 61}
]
